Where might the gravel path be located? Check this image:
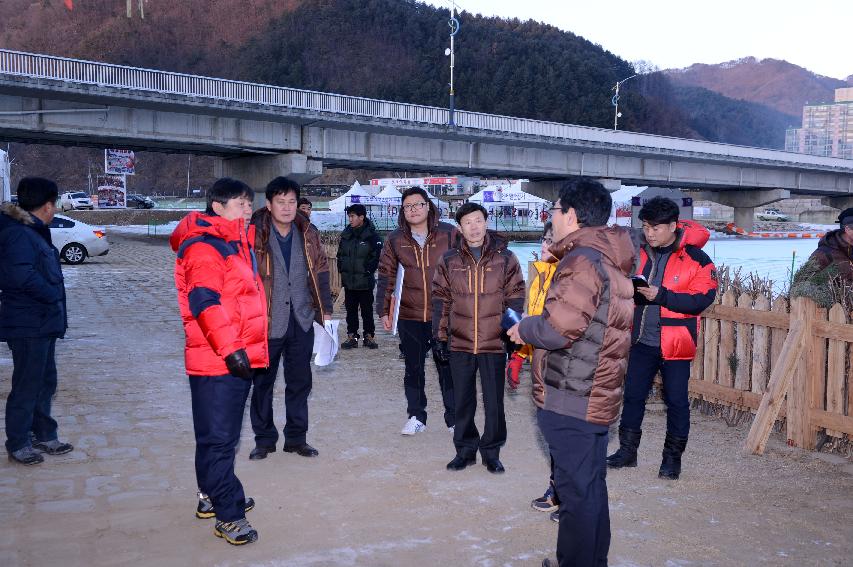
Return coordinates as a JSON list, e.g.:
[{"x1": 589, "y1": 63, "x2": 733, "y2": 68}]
[{"x1": 0, "y1": 233, "x2": 850, "y2": 566}]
